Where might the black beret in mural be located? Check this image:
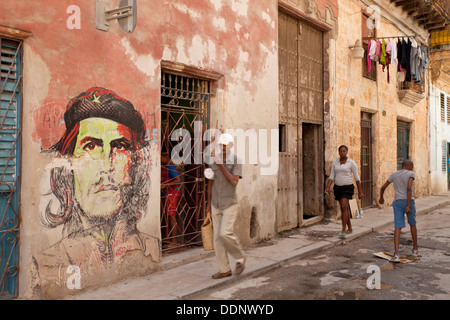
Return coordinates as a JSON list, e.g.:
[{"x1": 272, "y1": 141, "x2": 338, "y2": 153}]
[{"x1": 64, "y1": 87, "x2": 146, "y2": 139}]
